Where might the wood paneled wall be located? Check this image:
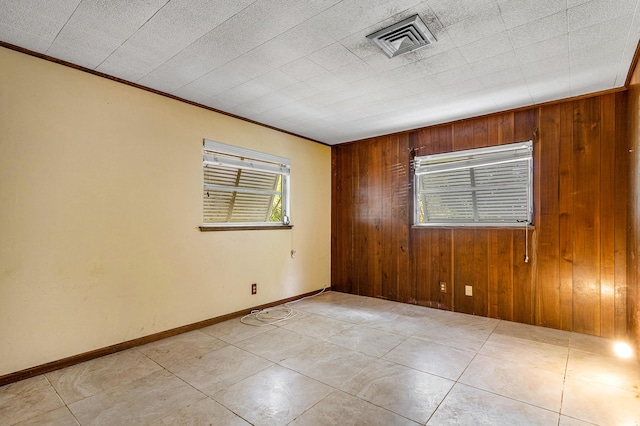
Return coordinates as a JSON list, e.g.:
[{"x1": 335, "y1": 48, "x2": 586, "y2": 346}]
[
  {"x1": 332, "y1": 93, "x2": 629, "y2": 338},
  {"x1": 627, "y1": 61, "x2": 640, "y2": 356}
]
